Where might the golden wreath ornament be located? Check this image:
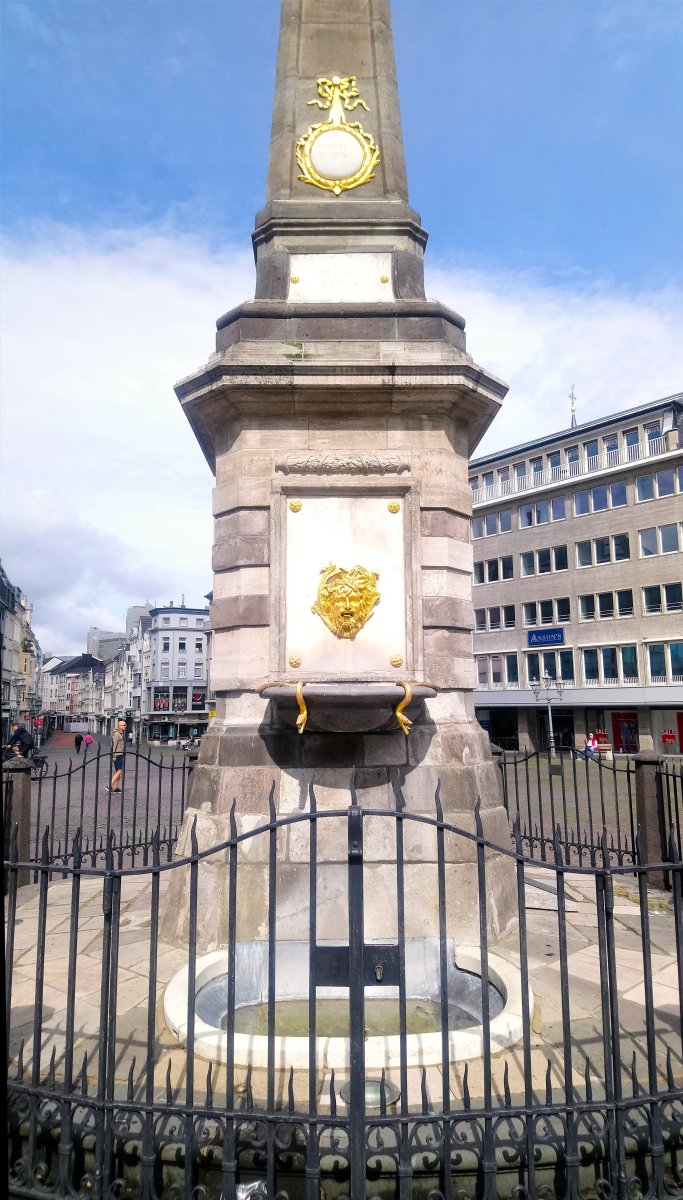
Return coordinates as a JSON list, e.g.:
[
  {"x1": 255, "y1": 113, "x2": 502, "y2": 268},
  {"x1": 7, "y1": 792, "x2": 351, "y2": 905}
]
[{"x1": 296, "y1": 75, "x2": 380, "y2": 196}]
